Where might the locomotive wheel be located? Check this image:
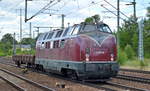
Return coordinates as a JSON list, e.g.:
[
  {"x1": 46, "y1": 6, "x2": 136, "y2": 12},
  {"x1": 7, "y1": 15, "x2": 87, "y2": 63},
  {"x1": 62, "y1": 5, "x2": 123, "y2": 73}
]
[
  {"x1": 67, "y1": 70, "x2": 78, "y2": 80},
  {"x1": 61, "y1": 69, "x2": 67, "y2": 77},
  {"x1": 27, "y1": 63, "x2": 30, "y2": 68},
  {"x1": 36, "y1": 64, "x2": 45, "y2": 72}
]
